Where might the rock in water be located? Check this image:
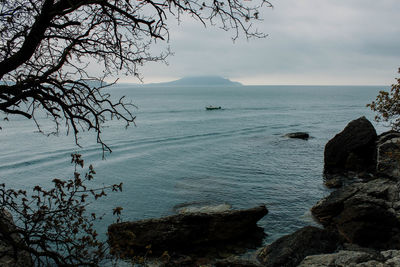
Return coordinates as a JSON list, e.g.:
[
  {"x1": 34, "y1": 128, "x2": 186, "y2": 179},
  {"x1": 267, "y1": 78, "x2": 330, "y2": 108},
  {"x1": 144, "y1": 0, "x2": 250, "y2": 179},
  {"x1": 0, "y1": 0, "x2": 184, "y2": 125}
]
[
  {"x1": 324, "y1": 116, "x2": 377, "y2": 176},
  {"x1": 311, "y1": 178, "x2": 400, "y2": 249},
  {"x1": 285, "y1": 132, "x2": 309, "y2": 140},
  {"x1": 257, "y1": 226, "x2": 340, "y2": 267},
  {"x1": 108, "y1": 205, "x2": 268, "y2": 256}
]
